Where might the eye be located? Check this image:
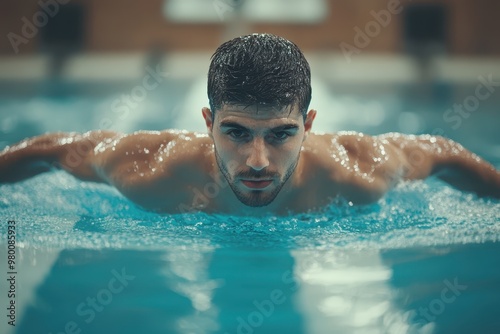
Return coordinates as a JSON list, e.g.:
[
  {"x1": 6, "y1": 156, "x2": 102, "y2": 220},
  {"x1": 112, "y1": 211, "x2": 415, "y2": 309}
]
[
  {"x1": 271, "y1": 131, "x2": 291, "y2": 142},
  {"x1": 226, "y1": 129, "x2": 249, "y2": 140}
]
